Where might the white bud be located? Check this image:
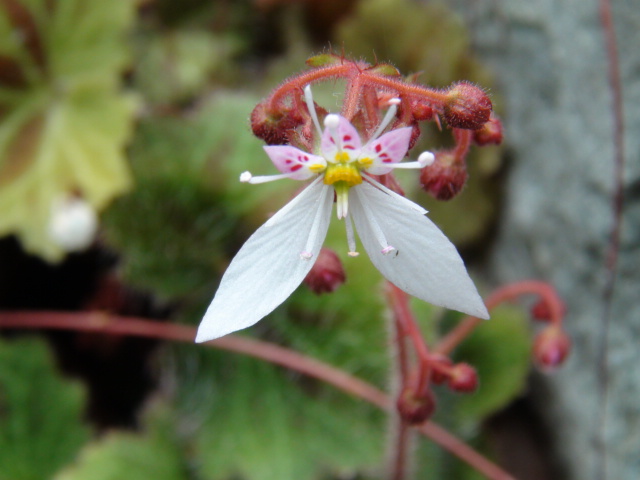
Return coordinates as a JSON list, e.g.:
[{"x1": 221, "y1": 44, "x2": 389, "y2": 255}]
[{"x1": 48, "y1": 196, "x2": 98, "y2": 252}]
